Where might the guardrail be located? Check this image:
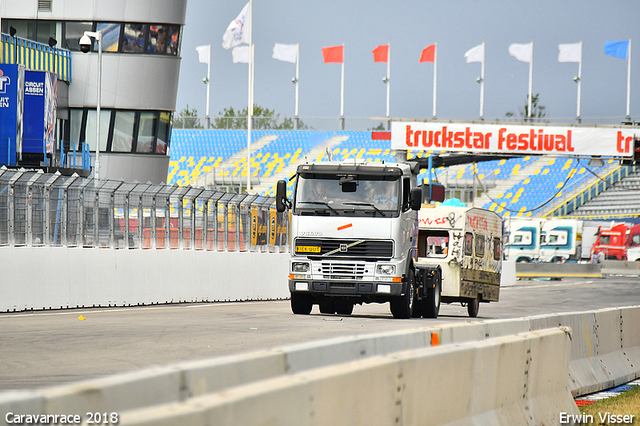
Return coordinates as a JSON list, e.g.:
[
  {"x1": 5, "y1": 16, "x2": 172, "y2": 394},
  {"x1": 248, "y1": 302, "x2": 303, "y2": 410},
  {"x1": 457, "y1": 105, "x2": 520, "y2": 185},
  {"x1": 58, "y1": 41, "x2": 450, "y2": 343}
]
[
  {"x1": 0, "y1": 168, "x2": 288, "y2": 253},
  {"x1": 2, "y1": 306, "x2": 638, "y2": 425}
]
